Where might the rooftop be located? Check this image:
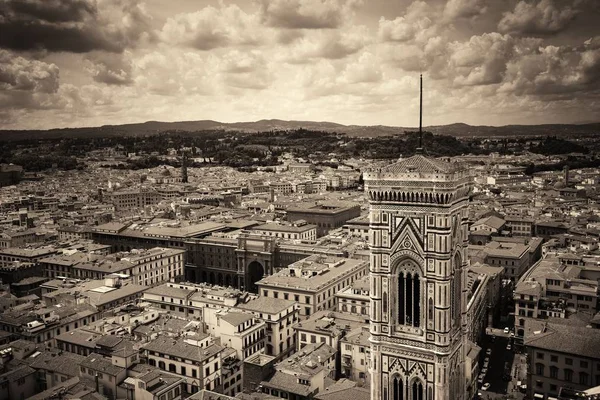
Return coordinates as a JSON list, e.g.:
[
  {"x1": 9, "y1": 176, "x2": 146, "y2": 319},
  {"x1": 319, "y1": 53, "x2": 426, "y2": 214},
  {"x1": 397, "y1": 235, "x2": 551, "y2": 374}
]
[
  {"x1": 524, "y1": 319, "x2": 600, "y2": 359},
  {"x1": 141, "y1": 335, "x2": 222, "y2": 363},
  {"x1": 257, "y1": 255, "x2": 367, "y2": 292},
  {"x1": 381, "y1": 155, "x2": 458, "y2": 174},
  {"x1": 237, "y1": 297, "x2": 296, "y2": 315}
]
